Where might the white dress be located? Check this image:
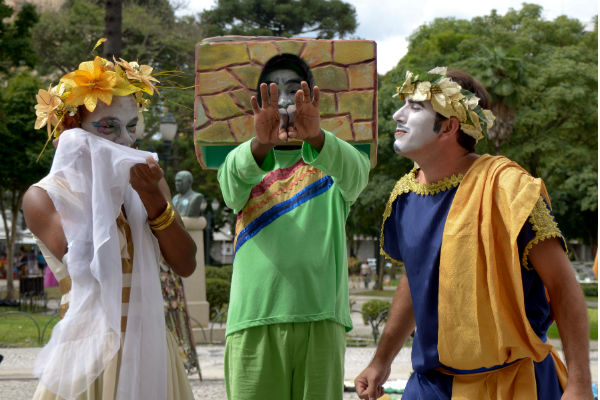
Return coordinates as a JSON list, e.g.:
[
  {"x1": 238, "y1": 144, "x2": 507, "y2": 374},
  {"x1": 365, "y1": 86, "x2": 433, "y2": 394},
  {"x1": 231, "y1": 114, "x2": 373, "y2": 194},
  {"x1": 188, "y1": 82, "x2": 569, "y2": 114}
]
[
  {"x1": 31, "y1": 212, "x2": 194, "y2": 400},
  {"x1": 31, "y1": 129, "x2": 194, "y2": 400}
]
